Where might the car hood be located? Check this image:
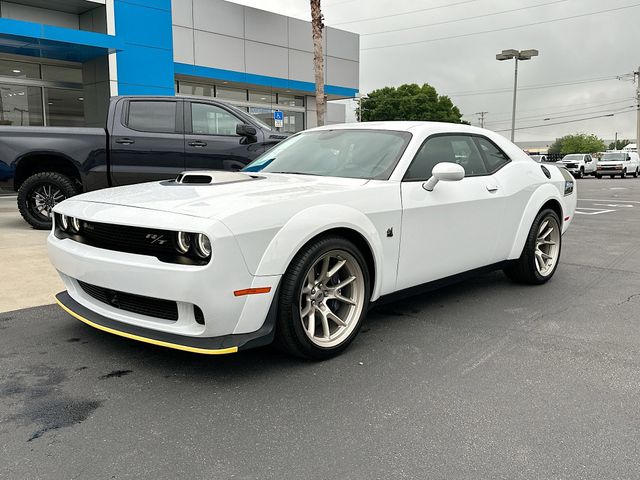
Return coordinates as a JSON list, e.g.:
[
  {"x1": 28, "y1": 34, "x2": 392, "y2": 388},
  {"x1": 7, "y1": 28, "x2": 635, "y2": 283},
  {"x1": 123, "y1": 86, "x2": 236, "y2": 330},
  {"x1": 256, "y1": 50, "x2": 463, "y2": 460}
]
[{"x1": 68, "y1": 172, "x2": 370, "y2": 220}]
